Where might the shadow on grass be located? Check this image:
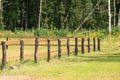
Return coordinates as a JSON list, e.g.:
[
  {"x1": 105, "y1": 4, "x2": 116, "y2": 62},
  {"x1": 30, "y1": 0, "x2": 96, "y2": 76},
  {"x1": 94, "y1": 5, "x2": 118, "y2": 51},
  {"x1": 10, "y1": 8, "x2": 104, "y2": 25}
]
[
  {"x1": 0, "y1": 53, "x2": 120, "y2": 70},
  {"x1": 65, "y1": 53, "x2": 120, "y2": 63},
  {"x1": 23, "y1": 59, "x2": 35, "y2": 64}
]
